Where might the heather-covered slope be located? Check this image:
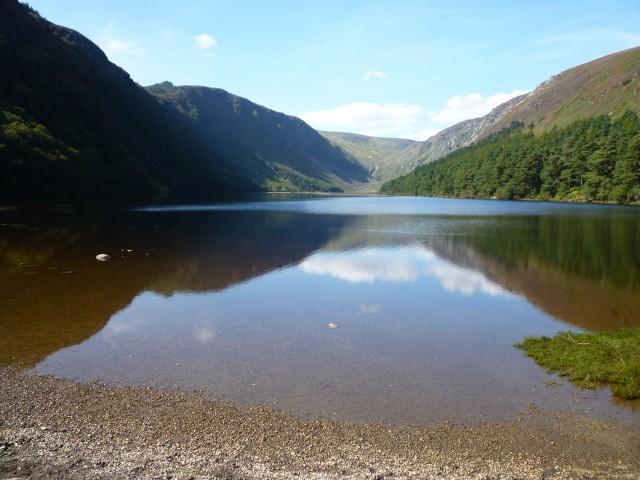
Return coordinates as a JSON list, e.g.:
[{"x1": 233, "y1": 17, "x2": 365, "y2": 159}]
[
  {"x1": 487, "y1": 46, "x2": 640, "y2": 134},
  {"x1": 383, "y1": 48, "x2": 640, "y2": 202},
  {"x1": 405, "y1": 47, "x2": 640, "y2": 174}
]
